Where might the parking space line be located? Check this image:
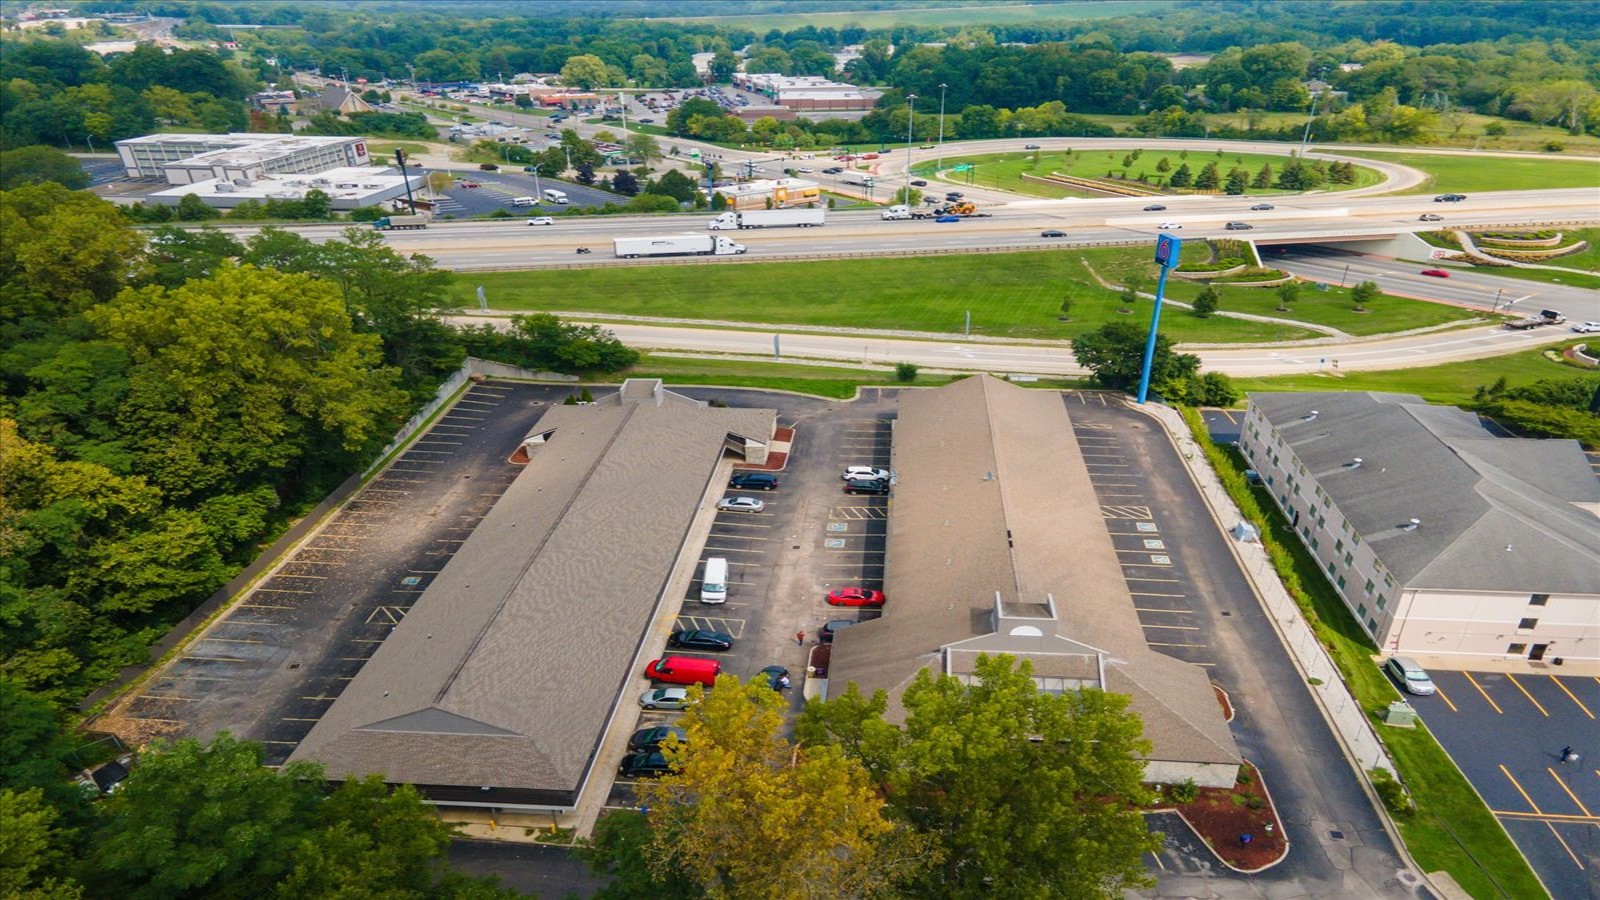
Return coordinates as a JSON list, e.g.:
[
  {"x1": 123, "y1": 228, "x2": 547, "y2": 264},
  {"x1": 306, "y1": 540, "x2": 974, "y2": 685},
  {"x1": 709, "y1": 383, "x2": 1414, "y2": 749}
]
[
  {"x1": 1102, "y1": 505, "x2": 1152, "y2": 518},
  {"x1": 1465, "y1": 672, "x2": 1505, "y2": 713},
  {"x1": 1125, "y1": 575, "x2": 1181, "y2": 583},
  {"x1": 1498, "y1": 765, "x2": 1543, "y2": 813},
  {"x1": 1505, "y1": 674, "x2": 1550, "y2": 717},
  {"x1": 1432, "y1": 685, "x2": 1459, "y2": 712},
  {"x1": 183, "y1": 654, "x2": 246, "y2": 663},
  {"x1": 138, "y1": 693, "x2": 196, "y2": 702},
  {"x1": 200, "y1": 636, "x2": 265, "y2": 644},
  {"x1": 1549, "y1": 677, "x2": 1595, "y2": 719},
  {"x1": 1140, "y1": 623, "x2": 1200, "y2": 631},
  {"x1": 1546, "y1": 769, "x2": 1592, "y2": 817},
  {"x1": 1147, "y1": 641, "x2": 1206, "y2": 649},
  {"x1": 1543, "y1": 822, "x2": 1587, "y2": 870},
  {"x1": 255, "y1": 588, "x2": 315, "y2": 595},
  {"x1": 403, "y1": 449, "x2": 455, "y2": 456},
  {"x1": 239, "y1": 603, "x2": 294, "y2": 610}
]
